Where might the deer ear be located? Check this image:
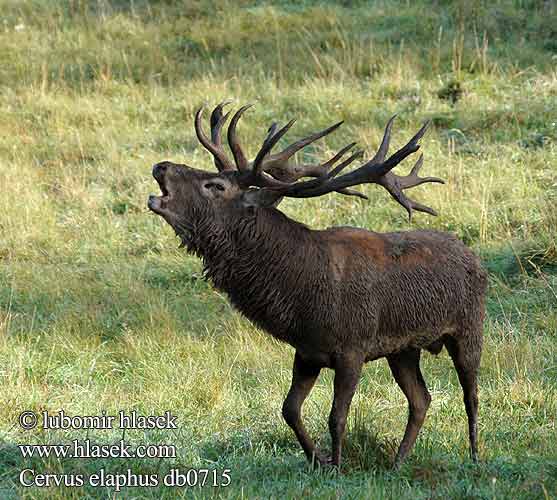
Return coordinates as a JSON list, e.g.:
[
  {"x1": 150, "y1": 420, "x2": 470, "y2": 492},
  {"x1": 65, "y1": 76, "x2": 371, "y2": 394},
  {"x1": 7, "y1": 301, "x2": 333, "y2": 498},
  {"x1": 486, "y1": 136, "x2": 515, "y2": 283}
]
[{"x1": 240, "y1": 189, "x2": 283, "y2": 209}]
